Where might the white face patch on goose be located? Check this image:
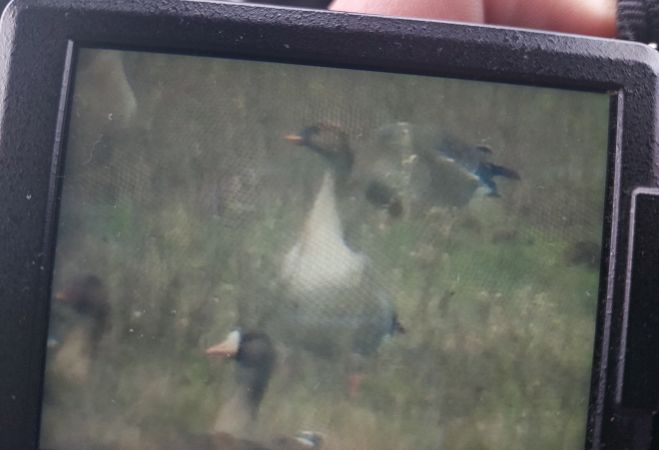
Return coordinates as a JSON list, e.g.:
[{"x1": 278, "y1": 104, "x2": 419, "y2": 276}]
[{"x1": 205, "y1": 329, "x2": 241, "y2": 358}]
